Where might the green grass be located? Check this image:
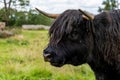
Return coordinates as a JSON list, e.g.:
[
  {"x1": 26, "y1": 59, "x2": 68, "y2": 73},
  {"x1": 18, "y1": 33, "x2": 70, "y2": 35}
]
[{"x1": 0, "y1": 29, "x2": 95, "y2": 80}]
